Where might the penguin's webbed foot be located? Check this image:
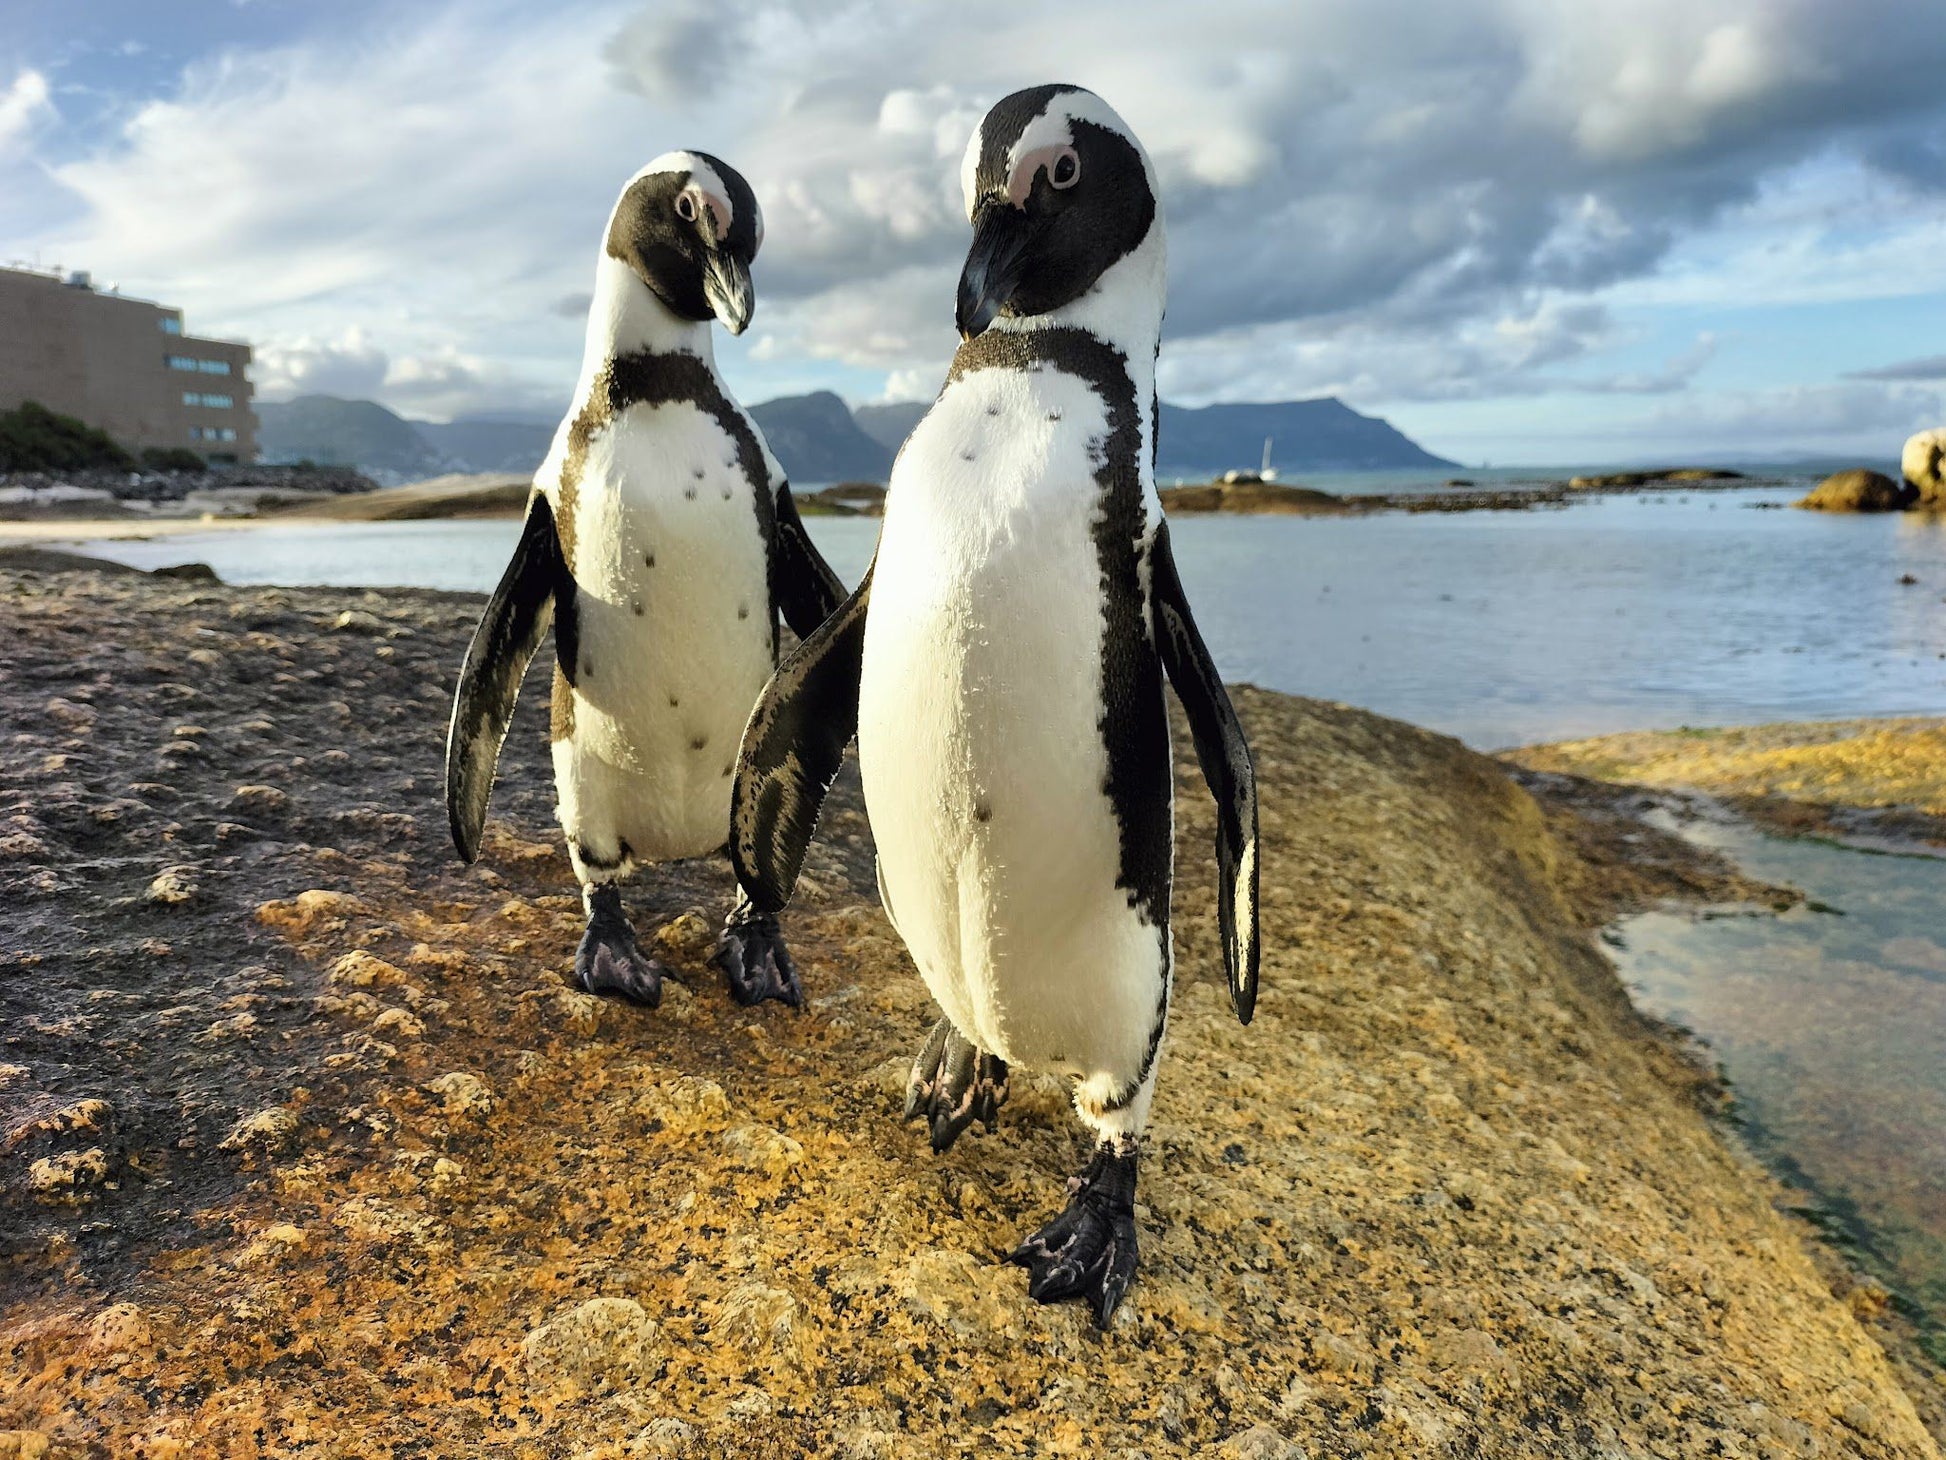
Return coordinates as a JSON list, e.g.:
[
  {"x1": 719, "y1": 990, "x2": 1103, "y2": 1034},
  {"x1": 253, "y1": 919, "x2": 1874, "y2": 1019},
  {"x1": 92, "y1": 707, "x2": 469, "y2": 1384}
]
[
  {"x1": 1007, "y1": 1144, "x2": 1140, "y2": 1327},
  {"x1": 575, "y1": 884, "x2": 666, "y2": 1007},
  {"x1": 904, "y1": 1017, "x2": 1008, "y2": 1153},
  {"x1": 711, "y1": 904, "x2": 803, "y2": 1007}
]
